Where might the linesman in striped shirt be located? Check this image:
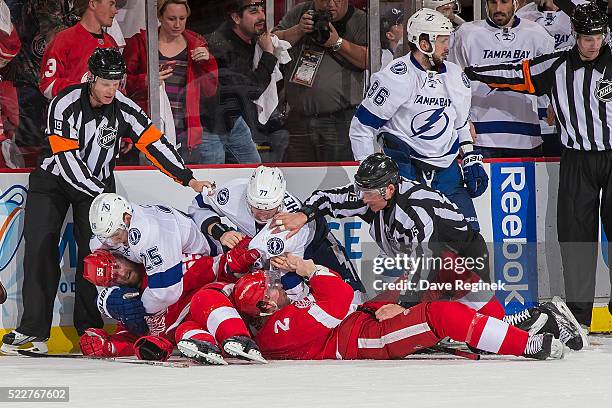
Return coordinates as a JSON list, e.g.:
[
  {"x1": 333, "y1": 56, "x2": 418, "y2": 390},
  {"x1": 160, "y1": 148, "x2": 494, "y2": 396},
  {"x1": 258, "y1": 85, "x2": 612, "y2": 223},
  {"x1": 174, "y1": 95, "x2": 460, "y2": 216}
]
[
  {"x1": 271, "y1": 153, "x2": 492, "y2": 304},
  {"x1": 1, "y1": 48, "x2": 212, "y2": 354},
  {"x1": 464, "y1": 2, "x2": 612, "y2": 328}
]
